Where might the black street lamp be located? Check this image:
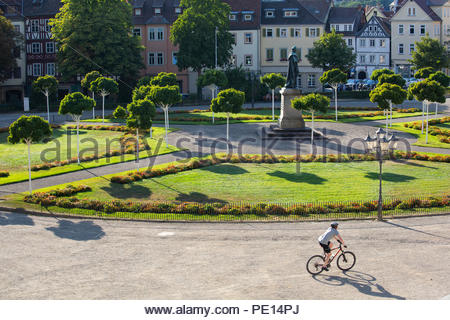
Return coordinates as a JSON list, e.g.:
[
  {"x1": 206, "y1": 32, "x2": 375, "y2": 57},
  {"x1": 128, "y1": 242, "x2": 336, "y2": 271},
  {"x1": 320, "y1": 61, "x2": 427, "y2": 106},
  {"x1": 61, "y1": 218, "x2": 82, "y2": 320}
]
[{"x1": 364, "y1": 128, "x2": 398, "y2": 221}]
